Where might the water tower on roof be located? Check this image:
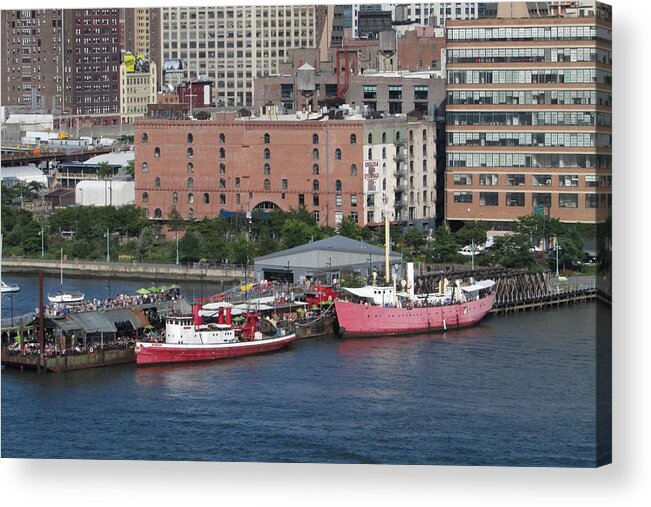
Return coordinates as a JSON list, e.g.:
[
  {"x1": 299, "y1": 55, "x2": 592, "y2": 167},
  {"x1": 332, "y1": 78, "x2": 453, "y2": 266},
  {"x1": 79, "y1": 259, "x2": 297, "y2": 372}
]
[
  {"x1": 378, "y1": 30, "x2": 397, "y2": 72},
  {"x1": 296, "y1": 63, "x2": 316, "y2": 115}
]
